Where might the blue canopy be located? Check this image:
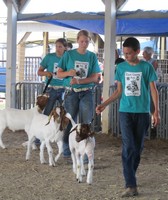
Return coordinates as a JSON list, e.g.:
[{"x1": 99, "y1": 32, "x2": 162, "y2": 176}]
[{"x1": 17, "y1": 10, "x2": 168, "y2": 36}]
